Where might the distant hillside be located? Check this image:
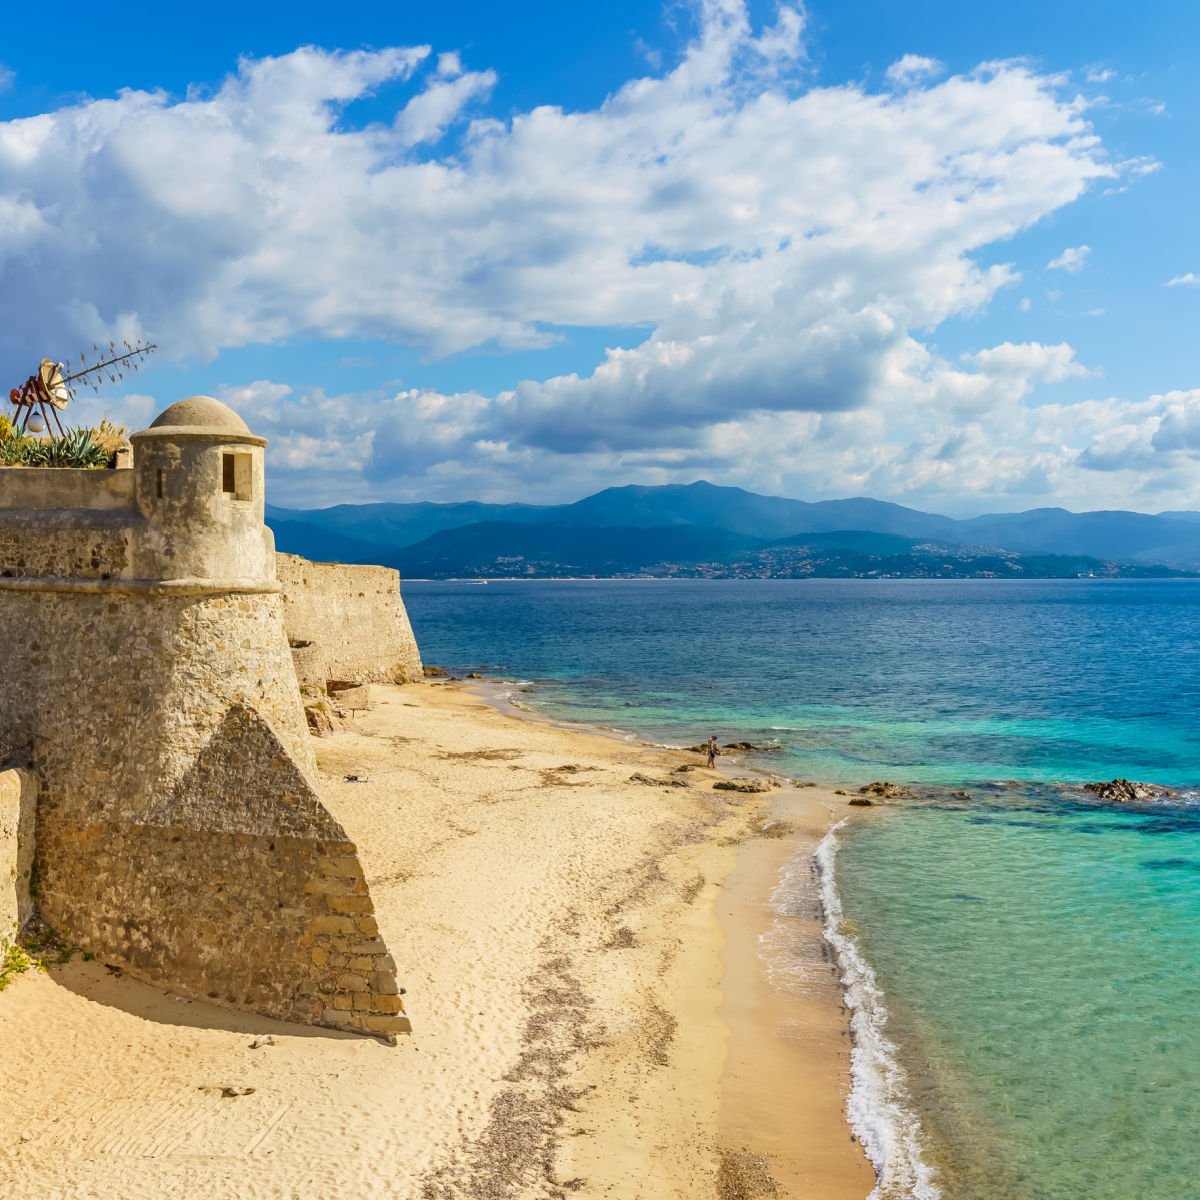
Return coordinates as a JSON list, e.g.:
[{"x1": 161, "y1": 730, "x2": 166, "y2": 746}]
[
  {"x1": 266, "y1": 481, "x2": 1200, "y2": 579},
  {"x1": 394, "y1": 521, "x2": 758, "y2": 576}
]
